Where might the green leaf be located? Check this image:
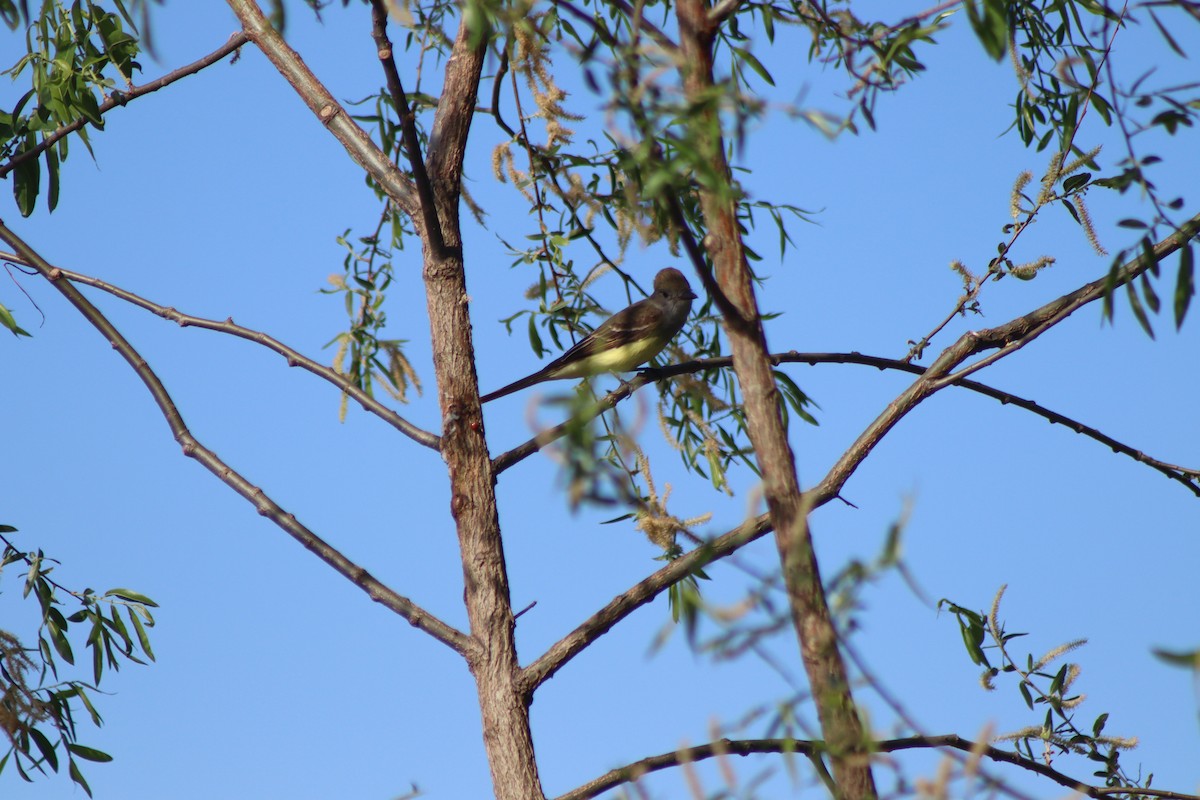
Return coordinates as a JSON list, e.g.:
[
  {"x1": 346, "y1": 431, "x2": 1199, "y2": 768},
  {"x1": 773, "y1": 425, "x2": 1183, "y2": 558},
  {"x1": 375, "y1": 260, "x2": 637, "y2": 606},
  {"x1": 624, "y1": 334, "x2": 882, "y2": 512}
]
[
  {"x1": 1140, "y1": 273, "x2": 1160, "y2": 315},
  {"x1": 0, "y1": 303, "x2": 32, "y2": 337},
  {"x1": 526, "y1": 313, "x2": 544, "y2": 358},
  {"x1": 1061, "y1": 173, "x2": 1091, "y2": 192},
  {"x1": 28, "y1": 727, "x2": 58, "y2": 771},
  {"x1": 734, "y1": 47, "x2": 775, "y2": 86},
  {"x1": 1175, "y1": 245, "x2": 1194, "y2": 330},
  {"x1": 103, "y1": 588, "x2": 158, "y2": 607},
  {"x1": 74, "y1": 686, "x2": 102, "y2": 726},
  {"x1": 68, "y1": 757, "x2": 94, "y2": 798},
  {"x1": 13, "y1": 133, "x2": 40, "y2": 216},
  {"x1": 1125, "y1": 280, "x2": 1155, "y2": 339},
  {"x1": 1153, "y1": 648, "x2": 1200, "y2": 668},
  {"x1": 66, "y1": 744, "x2": 112, "y2": 763},
  {"x1": 91, "y1": 632, "x2": 103, "y2": 683},
  {"x1": 965, "y1": 0, "x2": 1008, "y2": 61},
  {"x1": 1019, "y1": 681, "x2": 1034, "y2": 710},
  {"x1": 76, "y1": 89, "x2": 102, "y2": 128},
  {"x1": 45, "y1": 137, "x2": 60, "y2": 211},
  {"x1": 46, "y1": 624, "x2": 75, "y2": 665}
]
